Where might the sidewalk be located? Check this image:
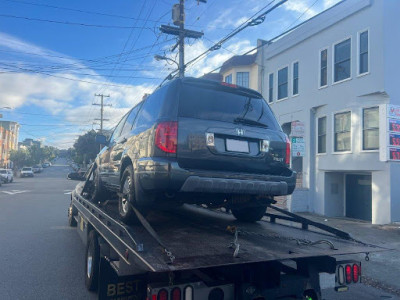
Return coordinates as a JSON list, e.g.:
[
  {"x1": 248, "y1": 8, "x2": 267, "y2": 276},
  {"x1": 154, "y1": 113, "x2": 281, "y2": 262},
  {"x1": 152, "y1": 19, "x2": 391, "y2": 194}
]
[{"x1": 298, "y1": 213, "x2": 400, "y2": 296}]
